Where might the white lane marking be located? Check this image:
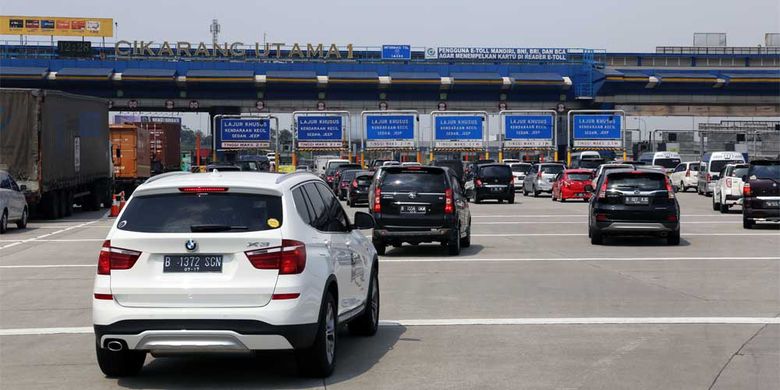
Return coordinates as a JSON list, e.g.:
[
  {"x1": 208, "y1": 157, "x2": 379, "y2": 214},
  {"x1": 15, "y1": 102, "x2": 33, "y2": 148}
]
[
  {"x1": 0, "y1": 264, "x2": 94, "y2": 269},
  {"x1": 0, "y1": 239, "x2": 104, "y2": 243},
  {"x1": 473, "y1": 221, "x2": 739, "y2": 225},
  {"x1": 3, "y1": 317, "x2": 779, "y2": 335},
  {"x1": 380, "y1": 256, "x2": 780, "y2": 263},
  {"x1": 471, "y1": 214, "x2": 739, "y2": 218},
  {"x1": 471, "y1": 233, "x2": 780, "y2": 237},
  {"x1": 0, "y1": 220, "x2": 103, "y2": 250}
]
